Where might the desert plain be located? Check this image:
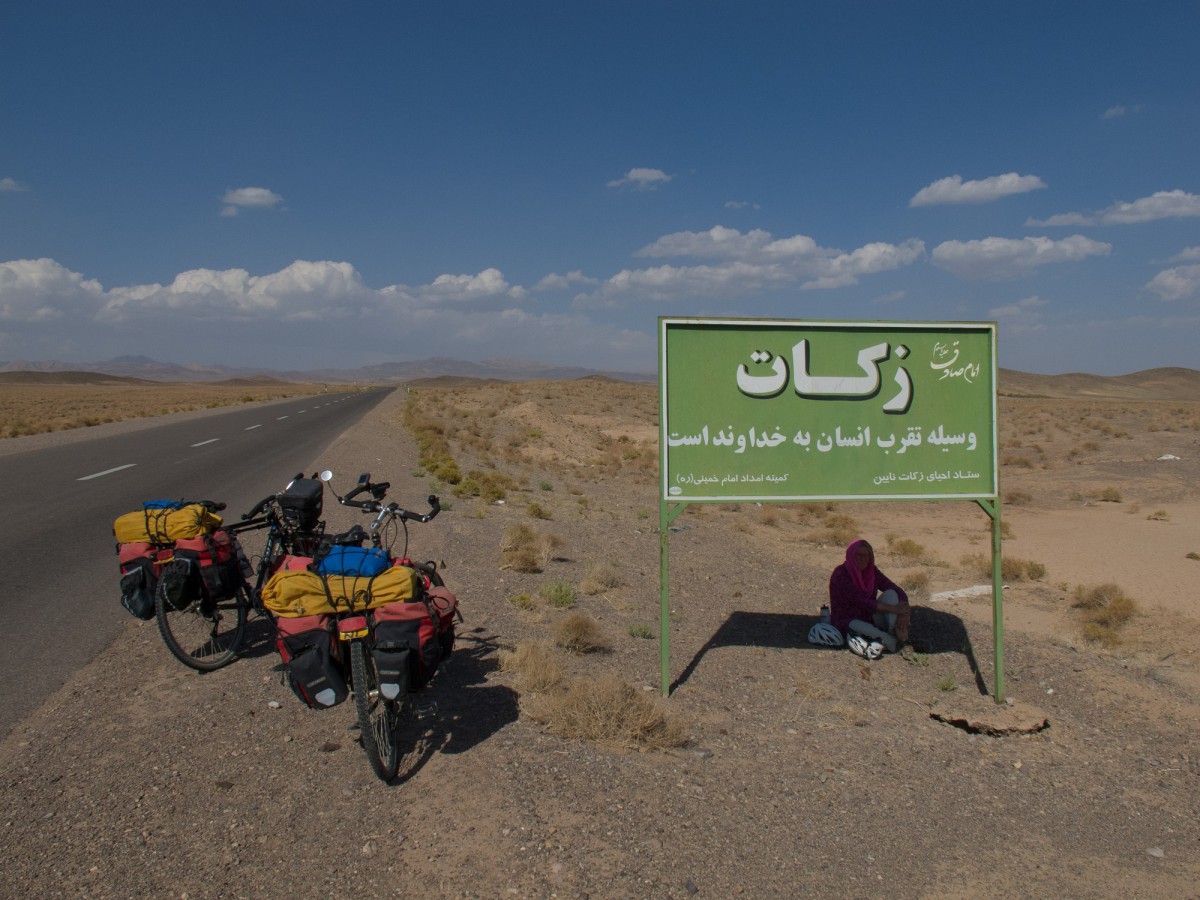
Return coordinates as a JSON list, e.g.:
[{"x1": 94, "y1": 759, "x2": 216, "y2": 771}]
[{"x1": 0, "y1": 369, "x2": 1198, "y2": 898}]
